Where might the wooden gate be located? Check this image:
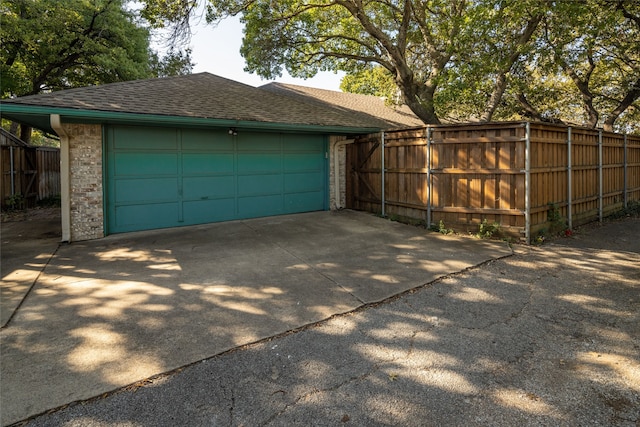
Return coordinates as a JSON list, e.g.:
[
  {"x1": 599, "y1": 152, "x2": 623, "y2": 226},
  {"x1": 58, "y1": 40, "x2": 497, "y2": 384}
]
[
  {"x1": 346, "y1": 129, "x2": 429, "y2": 221},
  {"x1": 1, "y1": 145, "x2": 38, "y2": 208},
  {"x1": 346, "y1": 133, "x2": 383, "y2": 214}
]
